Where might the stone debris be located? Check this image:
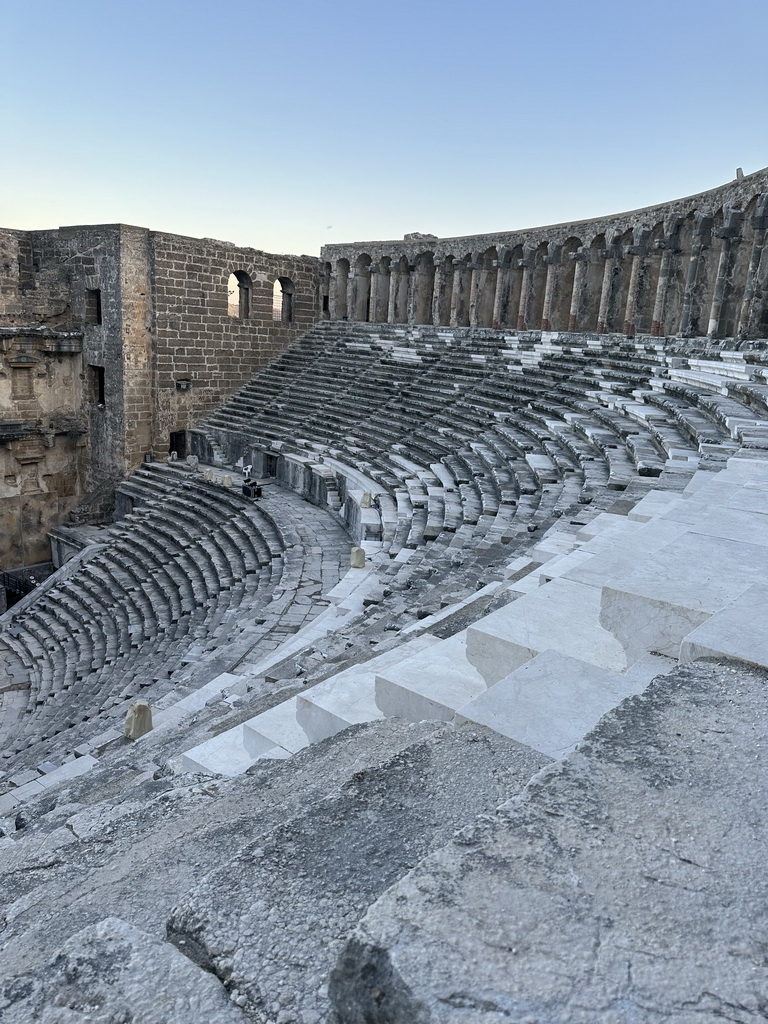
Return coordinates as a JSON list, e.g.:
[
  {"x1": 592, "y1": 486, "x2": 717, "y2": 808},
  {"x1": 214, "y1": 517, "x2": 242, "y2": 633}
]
[{"x1": 124, "y1": 698, "x2": 153, "y2": 739}]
